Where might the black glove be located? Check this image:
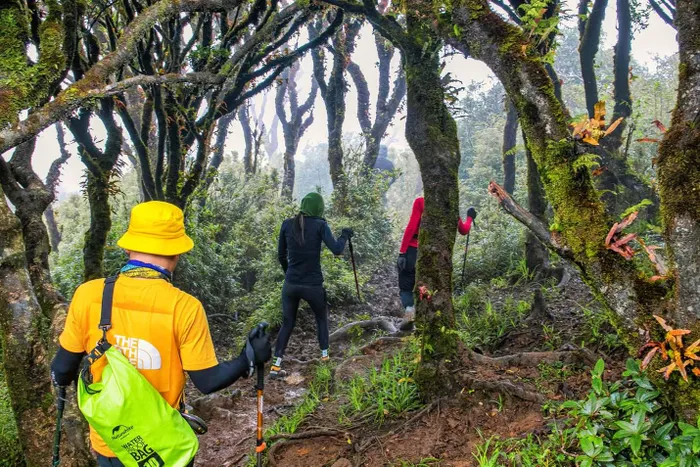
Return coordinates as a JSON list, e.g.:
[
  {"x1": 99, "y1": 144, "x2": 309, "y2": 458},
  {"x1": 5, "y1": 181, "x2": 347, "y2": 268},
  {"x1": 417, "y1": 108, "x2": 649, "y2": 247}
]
[
  {"x1": 341, "y1": 228, "x2": 354, "y2": 239},
  {"x1": 397, "y1": 254, "x2": 406, "y2": 272},
  {"x1": 467, "y1": 207, "x2": 477, "y2": 220},
  {"x1": 244, "y1": 322, "x2": 271, "y2": 376}
]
